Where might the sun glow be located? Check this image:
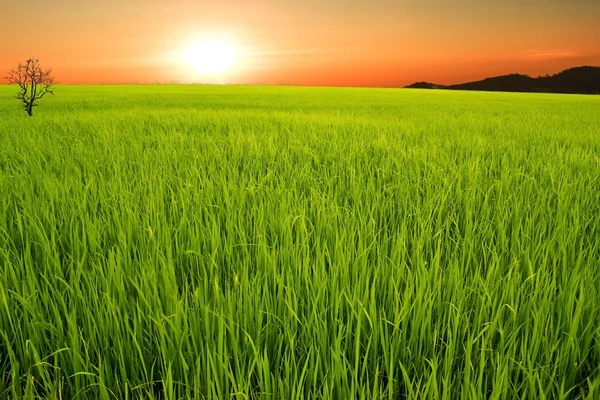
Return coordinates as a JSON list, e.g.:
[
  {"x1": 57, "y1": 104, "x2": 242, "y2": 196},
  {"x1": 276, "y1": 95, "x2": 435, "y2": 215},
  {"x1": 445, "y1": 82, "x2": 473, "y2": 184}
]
[{"x1": 182, "y1": 39, "x2": 239, "y2": 76}]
